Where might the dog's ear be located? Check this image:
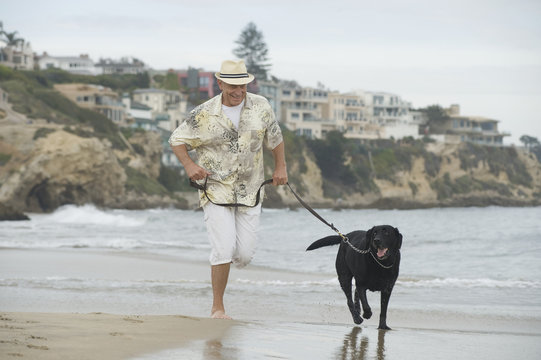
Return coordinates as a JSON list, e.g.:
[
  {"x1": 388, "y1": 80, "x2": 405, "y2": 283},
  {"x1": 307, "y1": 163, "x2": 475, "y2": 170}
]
[
  {"x1": 365, "y1": 227, "x2": 375, "y2": 249},
  {"x1": 394, "y1": 227, "x2": 403, "y2": 249}
]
